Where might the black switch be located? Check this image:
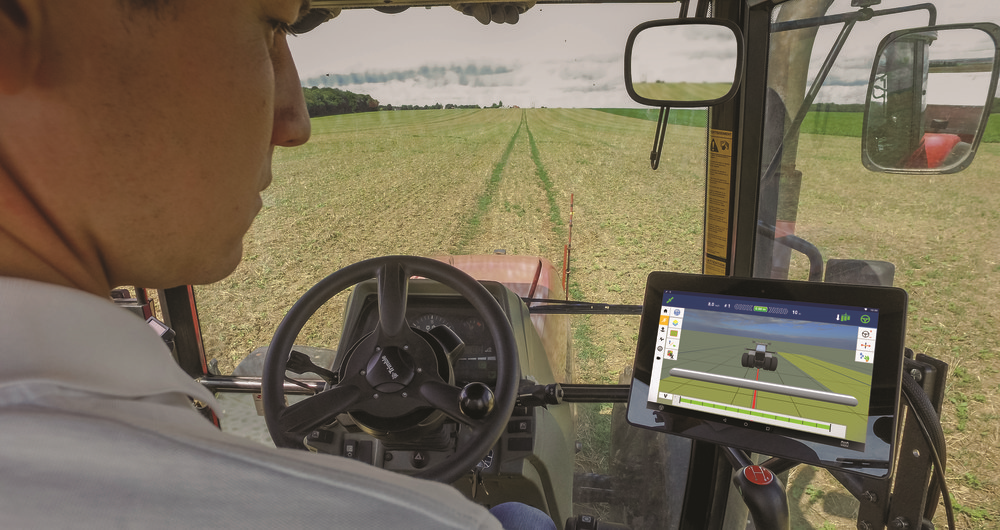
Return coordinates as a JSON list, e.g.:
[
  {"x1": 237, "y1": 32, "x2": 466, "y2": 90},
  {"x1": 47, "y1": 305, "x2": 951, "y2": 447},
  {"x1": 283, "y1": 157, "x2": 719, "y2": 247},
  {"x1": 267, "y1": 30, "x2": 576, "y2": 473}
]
[
  {"x1": 308, "y1": 430, "x2": 334, "y2": 444},
  {"x1": 507, "y1": 420, "x2": 531, "y2": 434},
  {"x1": 355, "y1": 440, "x2": 373, "y2": 464}
]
